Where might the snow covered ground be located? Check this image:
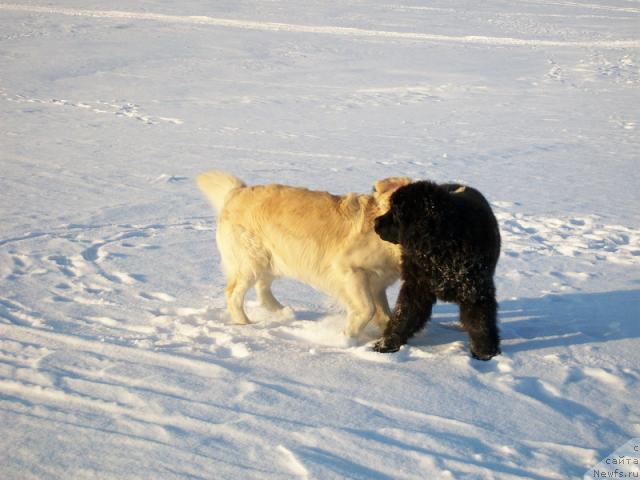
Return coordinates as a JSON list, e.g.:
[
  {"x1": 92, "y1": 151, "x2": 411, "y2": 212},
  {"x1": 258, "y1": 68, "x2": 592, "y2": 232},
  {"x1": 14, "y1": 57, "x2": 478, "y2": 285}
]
[{"x1": 1, "y1": 1, "x2": 639, "y2": 478}]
